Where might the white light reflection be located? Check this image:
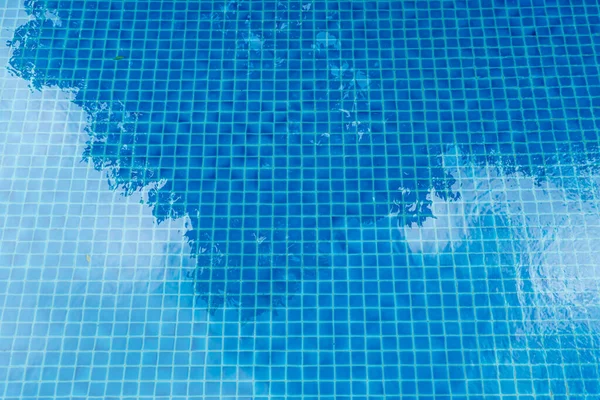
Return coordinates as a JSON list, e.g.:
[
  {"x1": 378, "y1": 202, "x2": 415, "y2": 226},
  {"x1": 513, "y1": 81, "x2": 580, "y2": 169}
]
[
  {"x1": 0, "y1": 21, "x2": 254, "y2": 397},
  {"x1": 399, "y1": 147, "x2": 600, "y2": 333}
]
